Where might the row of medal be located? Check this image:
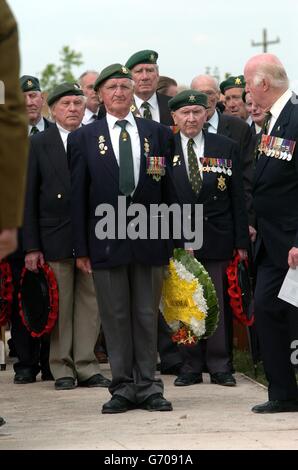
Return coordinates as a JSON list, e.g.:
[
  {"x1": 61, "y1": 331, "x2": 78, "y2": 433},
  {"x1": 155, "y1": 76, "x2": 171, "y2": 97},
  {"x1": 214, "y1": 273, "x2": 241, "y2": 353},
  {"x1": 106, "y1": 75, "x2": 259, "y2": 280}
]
[
  {"x1": 200, "y1": 157, "x2": 233, "y2": 176},
  {"x1": 258, "y1": 135, "x2": 296, "y2": 161},
  {"x1": 146, "y1": 156, "x2": 166, "y2": 176}
]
